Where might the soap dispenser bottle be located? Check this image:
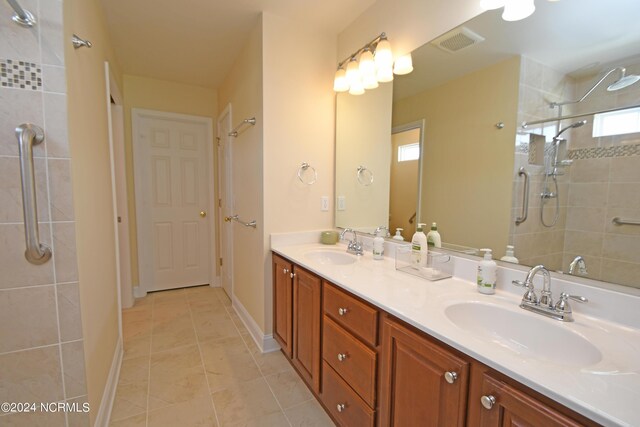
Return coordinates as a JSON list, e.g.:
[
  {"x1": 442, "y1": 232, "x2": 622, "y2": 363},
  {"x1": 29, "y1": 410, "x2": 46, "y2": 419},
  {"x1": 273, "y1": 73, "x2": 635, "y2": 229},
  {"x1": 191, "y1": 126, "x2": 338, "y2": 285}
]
[
  {"x1": 500, "y1": 245, "x2": 519, "y2": 264},
  {"x1": 477, "y1": 248, "x2": 497, "y2": 295},
  {"x1": 373, "y1": 226, "x2": 388, "y2": 260},
  {"x1": 426, "y1": 223, "x2": 442, "y2": 248},
  {"x1": 392, "y1": 228, "x2": 404, "y2": 241},
  {"x1": 411, "y1": 223, "x2": 428, "y2": 269}
]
